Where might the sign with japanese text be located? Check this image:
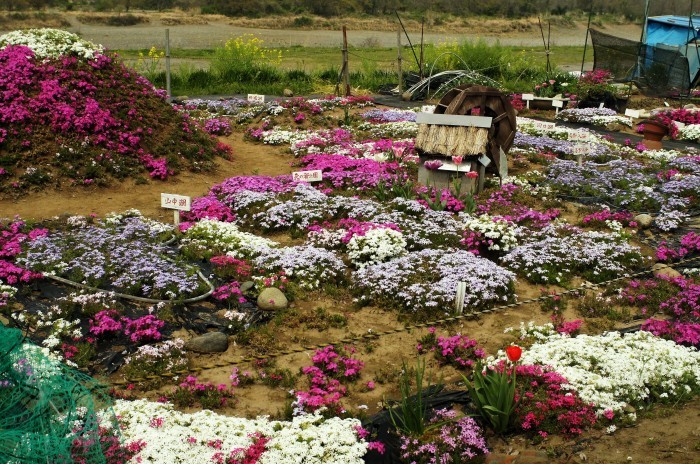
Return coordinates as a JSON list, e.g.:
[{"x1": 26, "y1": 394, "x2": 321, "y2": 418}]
[
  {"x1": 552, "y1": 99, "x2": 564, "y2": 108},
  {"x1": 247, "y1": 94, "x2": 265, "y2": 104},
  {"x1": 534, "y1": 121, "x2": 556, "y2": 131},
  {"x1": 521, "y1": 93, "x2": 535, "y2": 101},
  {"x1": 624, "y1": 109, "x2": 641, "y2": 118},
  {"x1": 292, "y1": 170, "x2": 323, "y2": 182},
  {"x1": 160, "y1": 193, "x2": 191, "y2": 211},
  {"x1": 569, "y1": 130, "x2": 590, "y2": 142},
  {"x1": 573, "y1": 144, "x2": 591, "y2": 156}
]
